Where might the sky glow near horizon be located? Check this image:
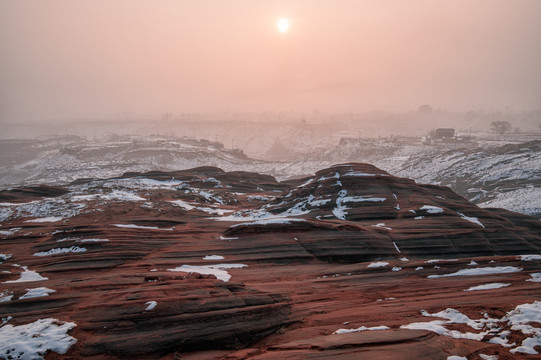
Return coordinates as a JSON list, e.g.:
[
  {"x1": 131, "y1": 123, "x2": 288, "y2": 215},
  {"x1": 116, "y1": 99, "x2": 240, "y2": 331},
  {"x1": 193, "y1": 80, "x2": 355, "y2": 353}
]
[{"x1": 1, "y1": 0, "x2": 540, "y2": 121}]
